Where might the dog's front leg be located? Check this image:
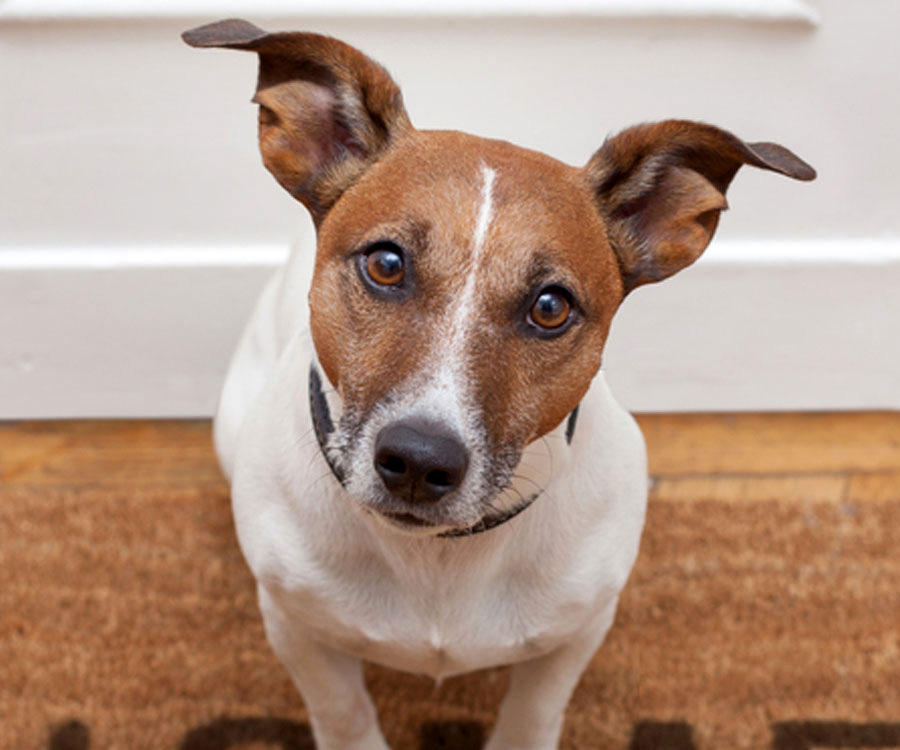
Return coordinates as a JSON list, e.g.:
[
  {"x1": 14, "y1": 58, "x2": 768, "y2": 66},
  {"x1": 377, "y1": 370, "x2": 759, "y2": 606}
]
[
  {"x1": 485, "y1": 601, "x2": 618, "y2": 750},
  {"x1": 258, "y1": 586, "x2": 391, "y2": 750}
]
